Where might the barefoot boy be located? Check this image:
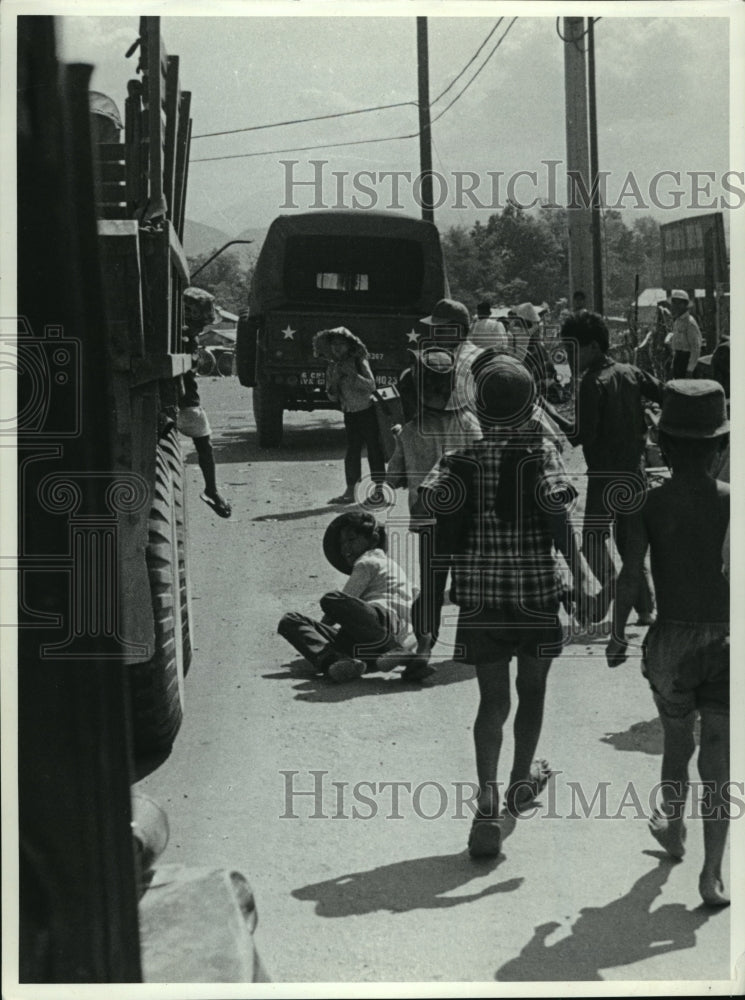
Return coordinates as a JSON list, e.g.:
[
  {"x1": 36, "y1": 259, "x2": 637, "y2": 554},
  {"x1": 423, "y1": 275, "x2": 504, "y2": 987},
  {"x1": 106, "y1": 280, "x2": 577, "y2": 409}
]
[{"x1": 606, "y1": 379, "x2": 730, "y2": 906}]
